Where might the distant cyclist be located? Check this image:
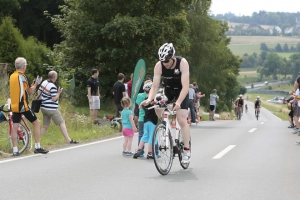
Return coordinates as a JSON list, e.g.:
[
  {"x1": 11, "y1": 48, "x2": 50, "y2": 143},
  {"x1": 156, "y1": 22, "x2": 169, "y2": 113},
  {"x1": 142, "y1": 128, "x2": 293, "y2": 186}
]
[
  {"x1": 245, "y1": 104, "x2": 248, "y2": 113},
  {"x1": 254, "y1": 96, "x2": 261, "y2": 116},
  {"x1": 234, "y1": 94, "x2": 244, "y2": 114}
]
